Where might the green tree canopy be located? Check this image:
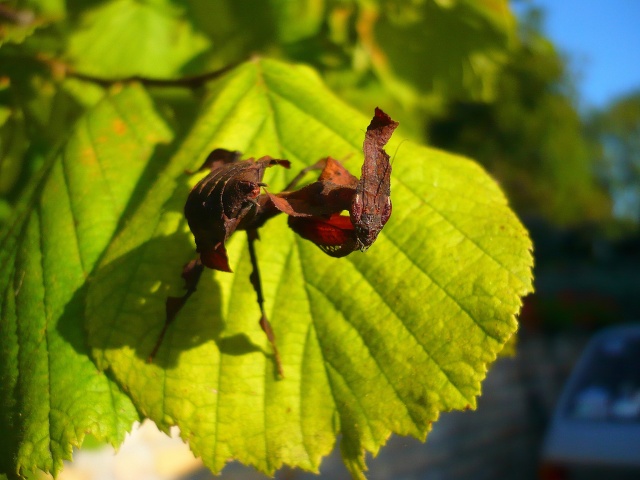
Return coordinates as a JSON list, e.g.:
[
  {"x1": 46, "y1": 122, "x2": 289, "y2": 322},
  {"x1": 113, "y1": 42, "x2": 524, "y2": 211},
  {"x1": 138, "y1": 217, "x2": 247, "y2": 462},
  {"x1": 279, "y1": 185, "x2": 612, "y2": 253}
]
[
  {"x1": 427, "y1": 7, "x2": 611, "y2": 225},
  {"x1": 589, "y1": 91, "x2": 640, "y2": 221}
]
